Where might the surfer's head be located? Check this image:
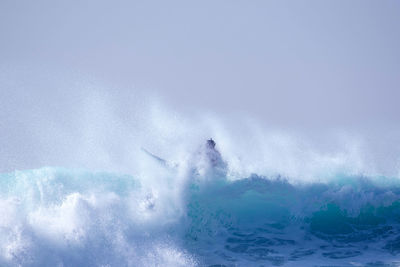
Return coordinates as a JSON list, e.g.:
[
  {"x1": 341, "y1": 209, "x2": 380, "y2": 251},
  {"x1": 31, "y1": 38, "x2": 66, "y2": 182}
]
[{"x1": 206, "y1": 138, "x2": 216, "y2": 149}]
